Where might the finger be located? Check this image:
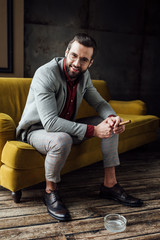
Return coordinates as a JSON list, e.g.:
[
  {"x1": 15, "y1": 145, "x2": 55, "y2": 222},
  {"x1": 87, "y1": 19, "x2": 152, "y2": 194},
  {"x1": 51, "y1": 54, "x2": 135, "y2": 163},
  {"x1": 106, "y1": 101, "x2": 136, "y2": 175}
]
[
  {"x1": 114, "y1": 116, "x2": 122, "y2": 127},
  {"x1": 108, "y1": 119, "x2": 114, "y2": 127},
  {"x1": 114, "y1": 126, "x2": 125, "y2": 134}
]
